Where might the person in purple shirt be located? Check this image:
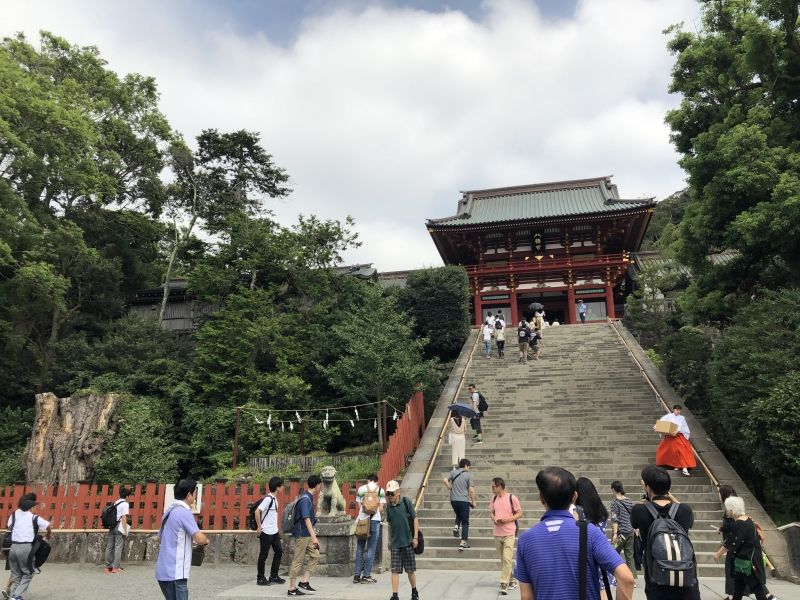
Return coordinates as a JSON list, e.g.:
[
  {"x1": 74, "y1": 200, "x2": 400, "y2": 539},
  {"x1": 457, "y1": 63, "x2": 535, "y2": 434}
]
[
  {"x1": 516, "y1": 467, "x2": 634, "y2": 600},
  {"x1": 155, "y1": 479, "x2": 209, "y2": 600}
]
